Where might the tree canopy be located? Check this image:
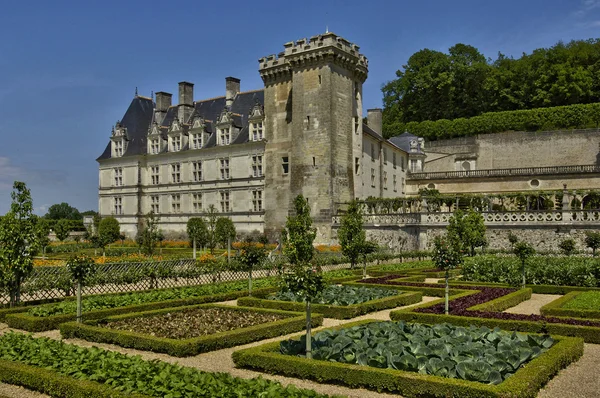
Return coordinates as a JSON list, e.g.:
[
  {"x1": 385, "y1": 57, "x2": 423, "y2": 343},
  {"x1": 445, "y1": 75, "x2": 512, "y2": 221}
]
[
  {"x1": 45, "y1": 202, "x2": 82, "y2": 220},
  {"x1": 382, "y1": 39, "x2": 600, "y2": 136}
]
